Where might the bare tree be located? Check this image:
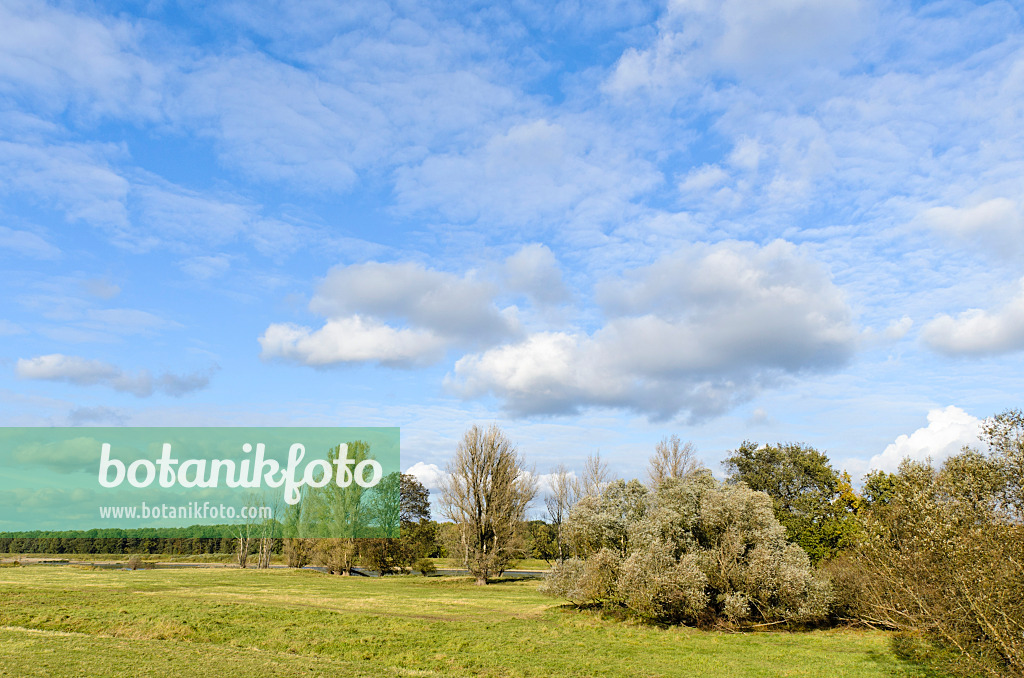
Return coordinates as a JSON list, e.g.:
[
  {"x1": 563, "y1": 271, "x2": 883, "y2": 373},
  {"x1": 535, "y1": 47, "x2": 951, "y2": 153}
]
[
  {"x1": 440, "y1": 424, "x2": 538, "y2": 585},
  {"x1": 544, "y1": 464, "x2": 577, "y2": 562},
  {"x1": 575, "y1": 451, "x2": 611, "y2": 499},
  {"x1": 647, "y1": 435, "x2": 703, "y2": 488}
]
